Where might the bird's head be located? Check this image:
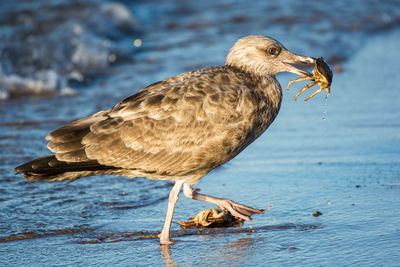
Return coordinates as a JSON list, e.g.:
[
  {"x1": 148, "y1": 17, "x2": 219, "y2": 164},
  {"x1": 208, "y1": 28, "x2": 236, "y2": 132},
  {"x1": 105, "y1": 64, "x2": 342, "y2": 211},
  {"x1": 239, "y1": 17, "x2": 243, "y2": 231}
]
[{"x1": 225, "y1": 35, "x2": 314, "y2": 77}]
